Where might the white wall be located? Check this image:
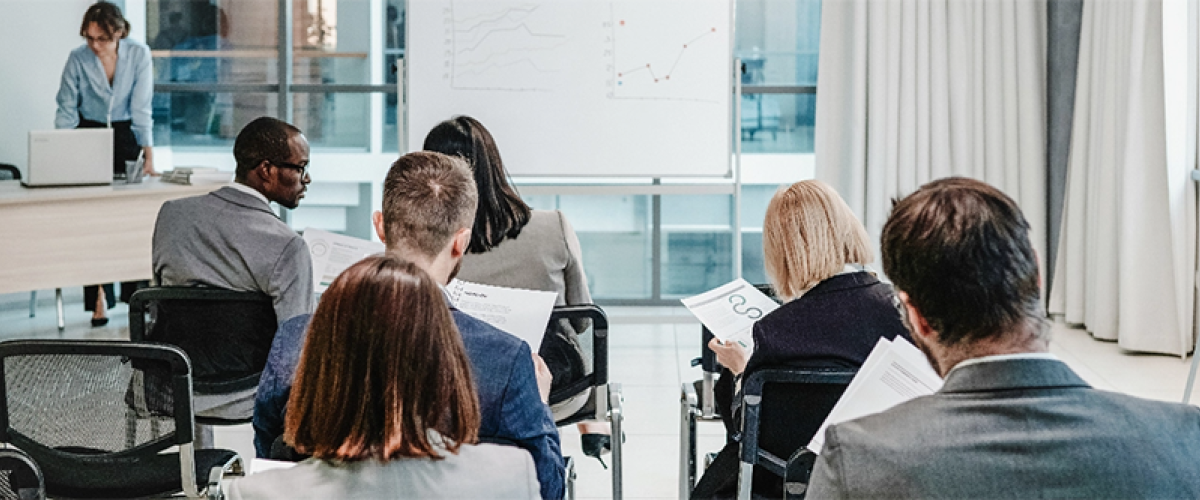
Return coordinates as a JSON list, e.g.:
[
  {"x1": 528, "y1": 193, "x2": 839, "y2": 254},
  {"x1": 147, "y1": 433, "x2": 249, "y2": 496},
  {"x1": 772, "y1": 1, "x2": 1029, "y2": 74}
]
[{"x1": 1, "y1": 0, "x2": 95, "y2": 175}]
